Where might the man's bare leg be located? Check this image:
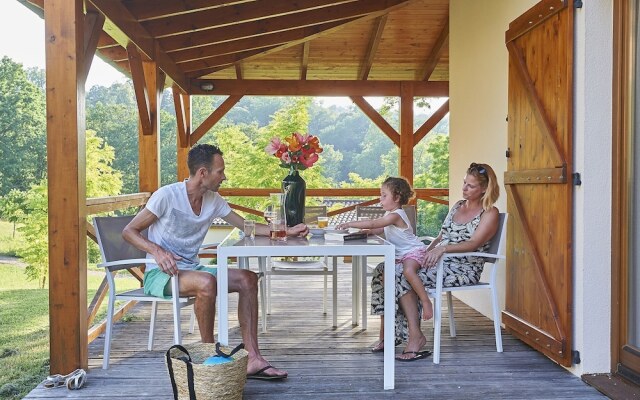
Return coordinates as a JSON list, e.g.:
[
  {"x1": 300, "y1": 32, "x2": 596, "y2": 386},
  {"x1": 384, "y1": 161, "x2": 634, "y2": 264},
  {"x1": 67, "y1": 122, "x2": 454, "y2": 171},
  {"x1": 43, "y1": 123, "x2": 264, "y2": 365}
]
[
  {"x1": 228, "y1": 269, "x2": 287, "y2": 378},
  {"x1": 177, "y1": 270, "x2": 217, "y2": 342}
]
